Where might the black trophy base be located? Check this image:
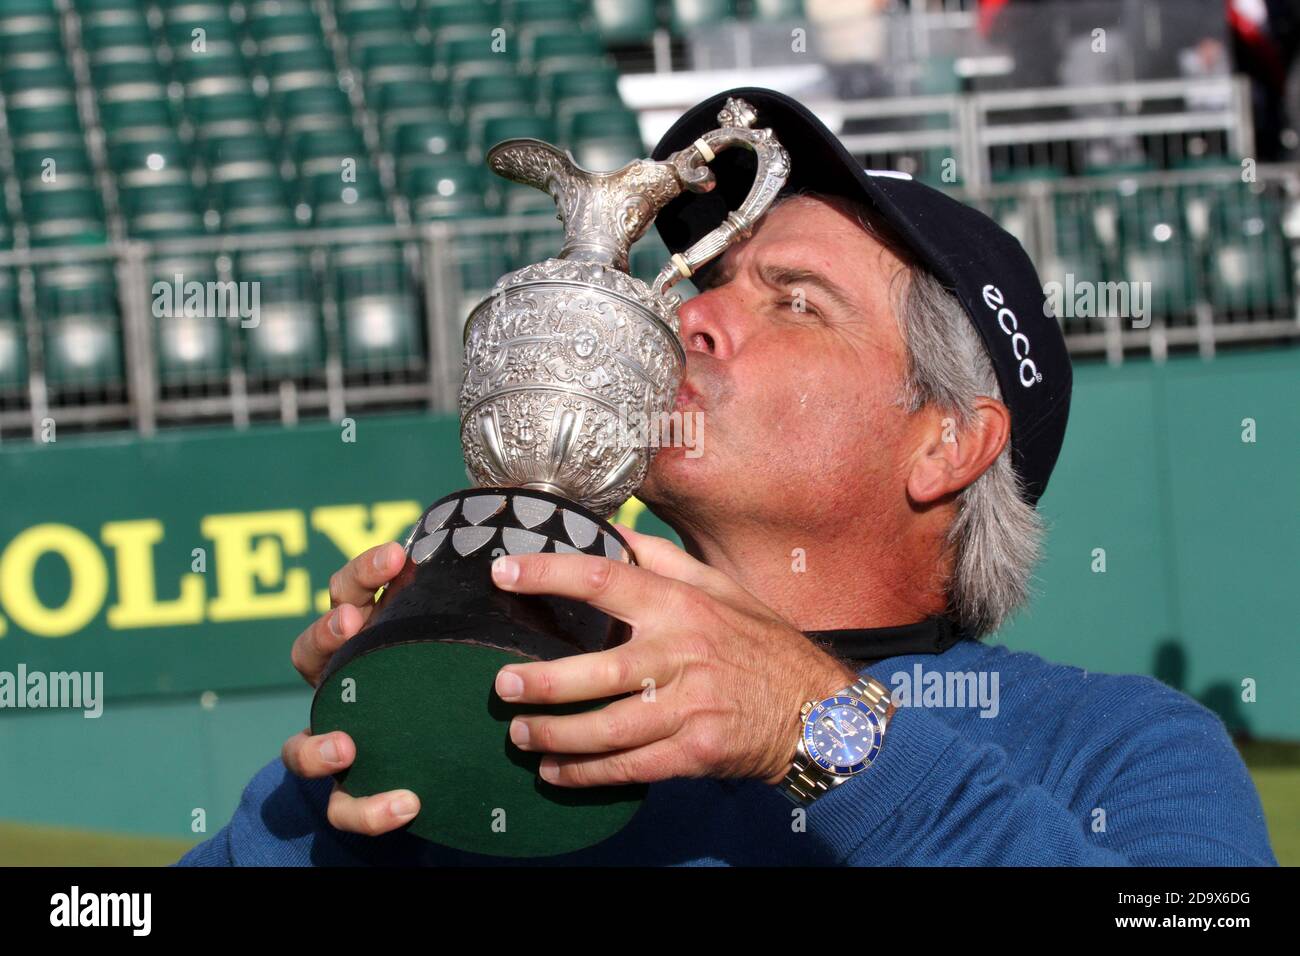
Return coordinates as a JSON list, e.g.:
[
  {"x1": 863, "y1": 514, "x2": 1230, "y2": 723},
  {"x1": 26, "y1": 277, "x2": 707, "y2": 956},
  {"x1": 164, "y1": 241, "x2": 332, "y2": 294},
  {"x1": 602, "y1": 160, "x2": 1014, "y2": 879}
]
[{"x1": 310, "y1": 487, "x2": 646, "y2": 858}]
